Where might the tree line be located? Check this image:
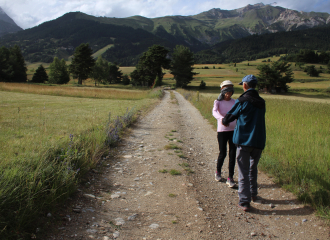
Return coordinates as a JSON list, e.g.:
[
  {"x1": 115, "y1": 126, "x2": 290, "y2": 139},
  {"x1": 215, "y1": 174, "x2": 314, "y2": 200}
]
[
  {"x1": 280, "y1": 49, "x2": 330, "y2": 65},
  {"x1": 1, "y1": 43, "x2": 198, "y2": 88},
  {"x1": 0, "y1": 45, "x2": 27, "y2": 82}
]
